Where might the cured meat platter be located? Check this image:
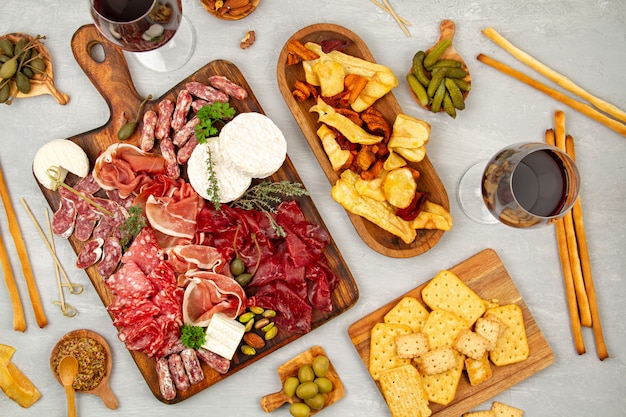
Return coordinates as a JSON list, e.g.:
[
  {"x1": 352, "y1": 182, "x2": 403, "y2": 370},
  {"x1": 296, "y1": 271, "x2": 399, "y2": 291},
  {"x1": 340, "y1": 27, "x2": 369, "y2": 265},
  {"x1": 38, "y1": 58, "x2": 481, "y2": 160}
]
[
  {"x1": 277, "y1": 23, "x2": 450, "y2": 258},
  {"x1": 35, "y1": 24, "x2": 359, "y2": 403},
  {"x1": 347, "y1": 249, "x2": 554, "y2": 416}
]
